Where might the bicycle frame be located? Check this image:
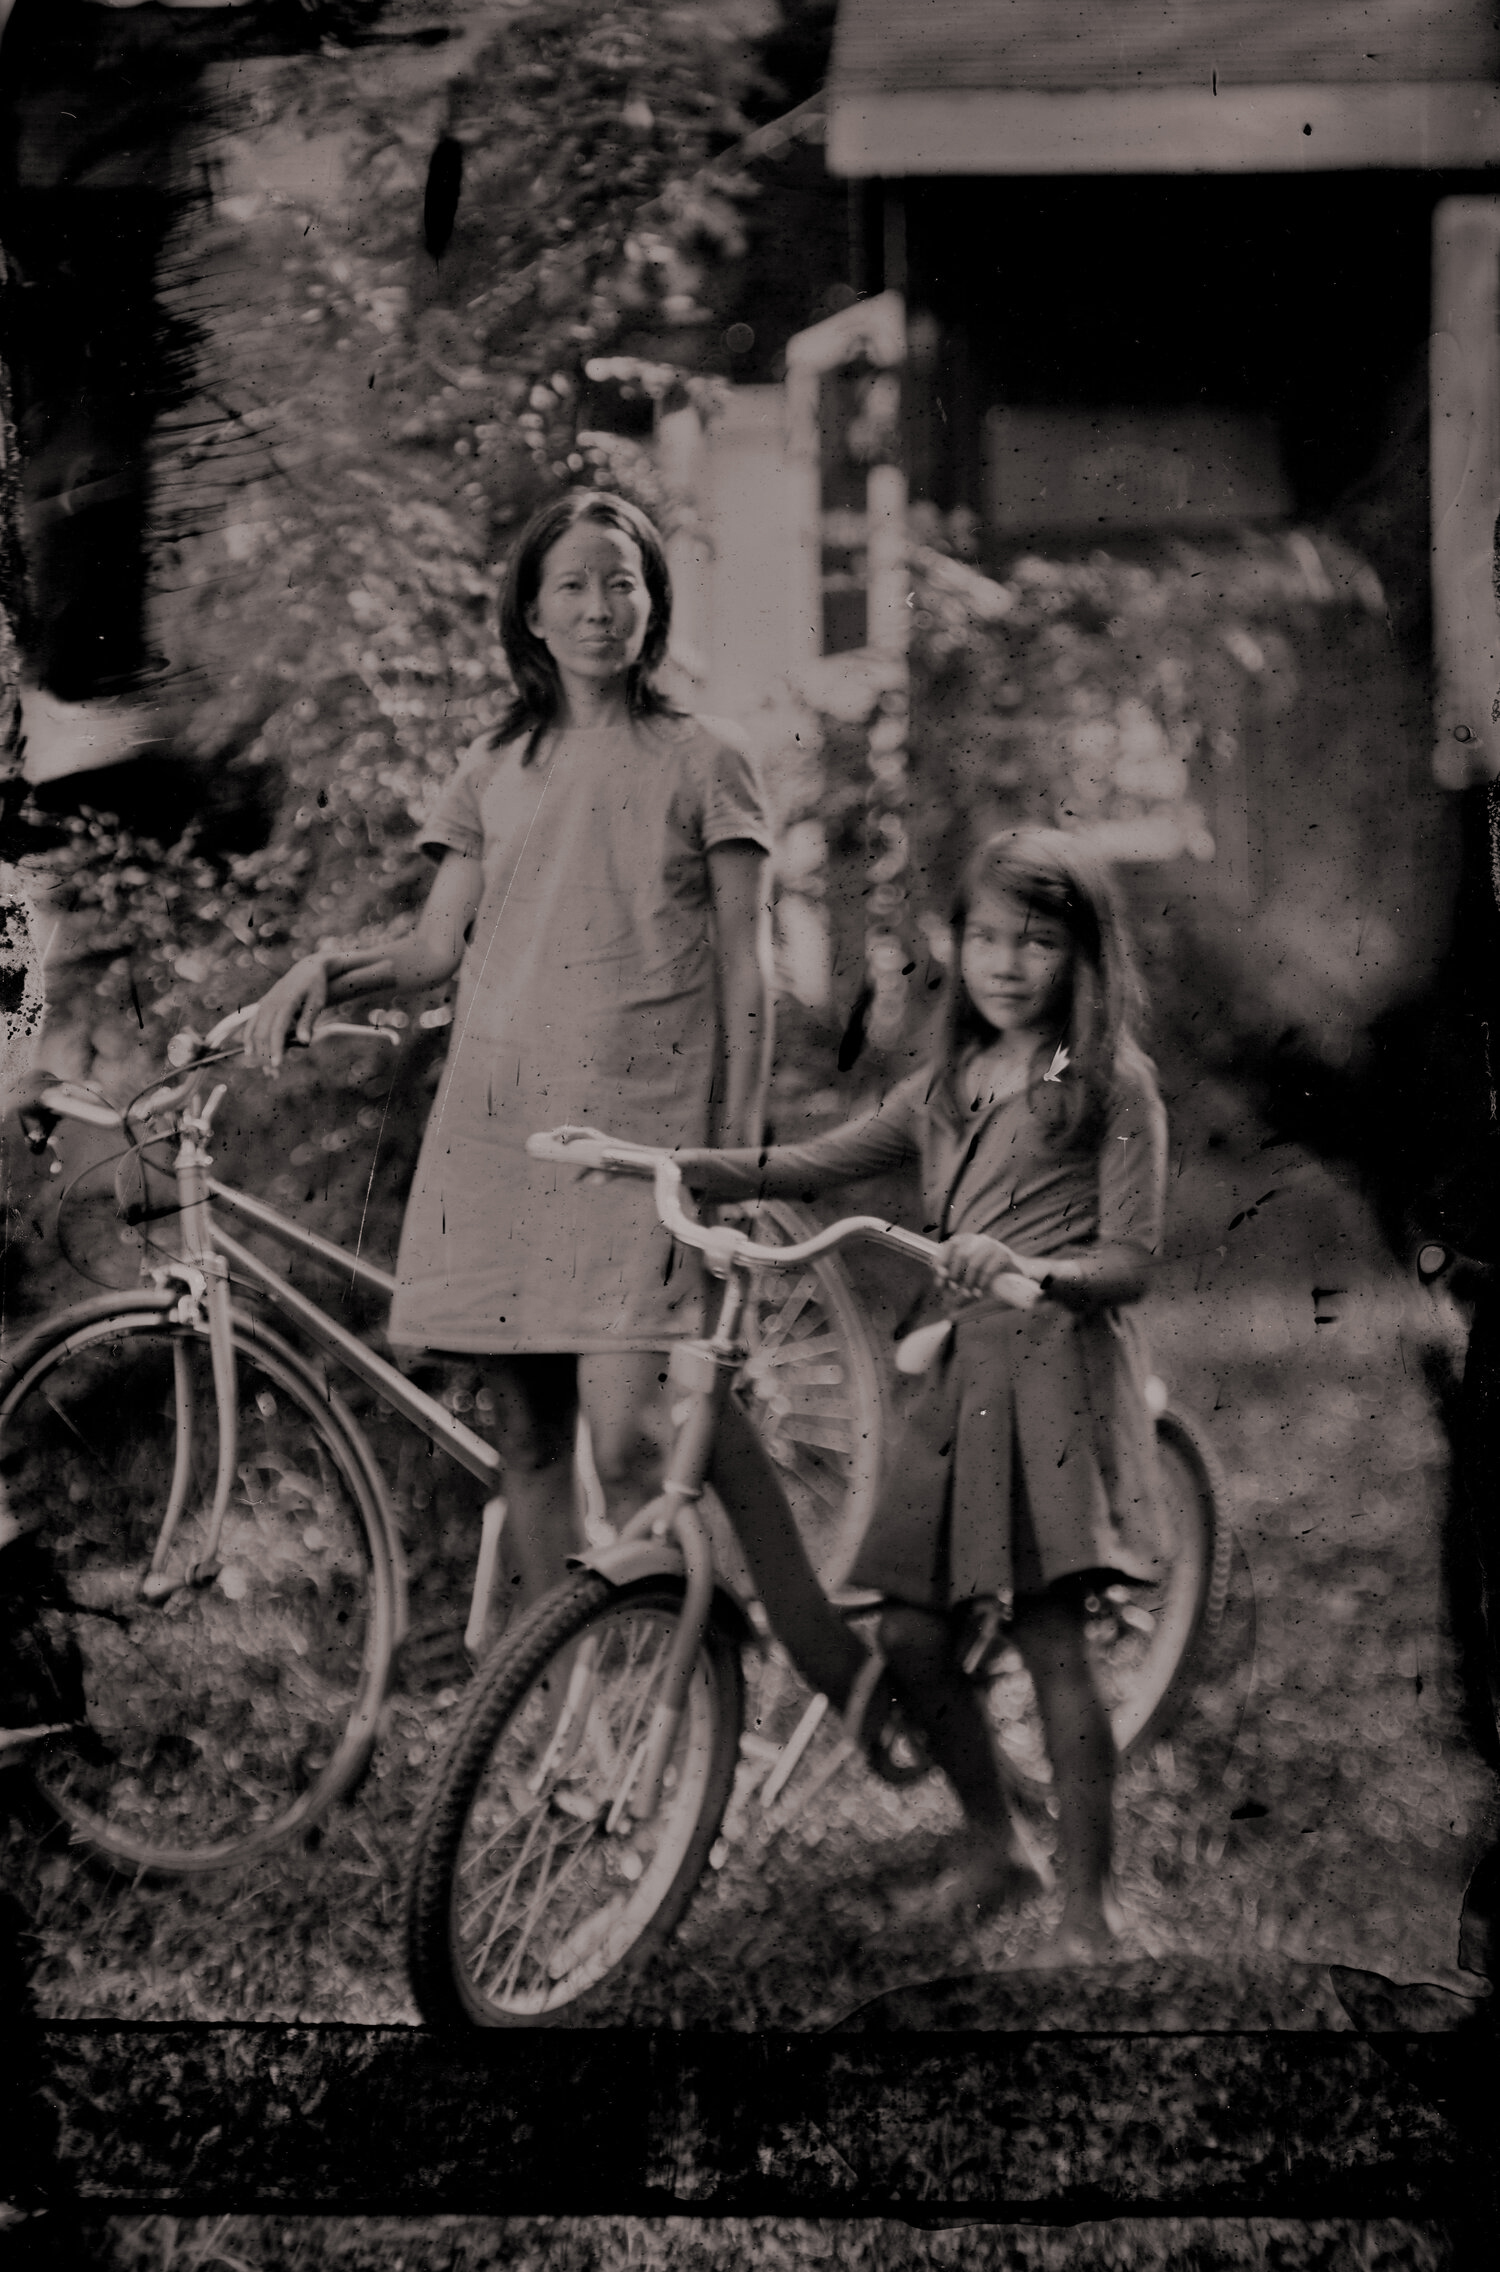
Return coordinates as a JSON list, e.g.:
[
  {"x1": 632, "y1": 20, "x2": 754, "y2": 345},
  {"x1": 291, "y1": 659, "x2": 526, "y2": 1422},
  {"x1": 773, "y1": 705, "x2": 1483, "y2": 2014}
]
[
  {"x1": 33, "y1": 1055, "x2": 503, "y2": 1616},
  {"x1": 516, "y1": 1133, "x2": 952, "y2": 1827},
  {"x1": 584, "y1": 1269, "x2": 752, "y2": 1823}
]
